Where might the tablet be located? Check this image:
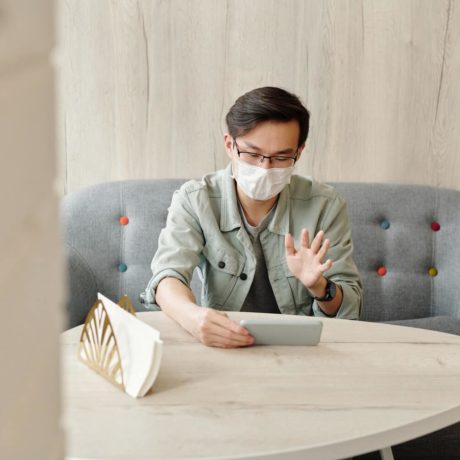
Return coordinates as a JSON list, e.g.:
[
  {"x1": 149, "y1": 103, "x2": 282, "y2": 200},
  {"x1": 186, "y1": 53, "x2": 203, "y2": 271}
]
[{"x1": 240, "y1": 318, "x2": 323, "y2": 346}]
